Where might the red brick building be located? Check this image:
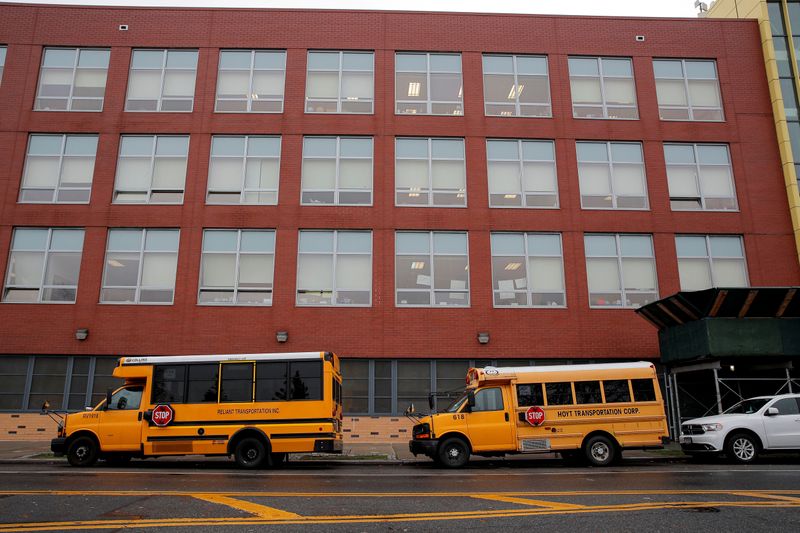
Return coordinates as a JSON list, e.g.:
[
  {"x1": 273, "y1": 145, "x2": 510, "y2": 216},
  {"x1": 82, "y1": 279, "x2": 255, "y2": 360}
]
[{"x1": 0, "y1": 4, "x2": 798, "y2": 436}]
